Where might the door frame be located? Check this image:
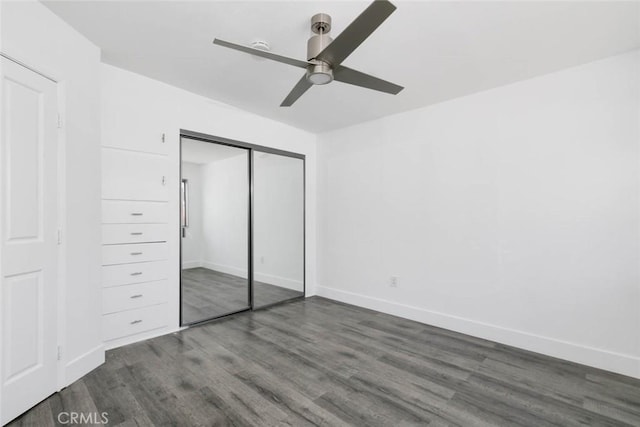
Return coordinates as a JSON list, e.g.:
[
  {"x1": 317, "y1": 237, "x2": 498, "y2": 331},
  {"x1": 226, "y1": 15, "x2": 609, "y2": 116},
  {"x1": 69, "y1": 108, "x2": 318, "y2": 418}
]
[
  {"x1": 0, "y1": 52, "x2": 67, "y2": 424},
  {"x1": 178, "y1": 129, "x2": 306, "y2": 326}
]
